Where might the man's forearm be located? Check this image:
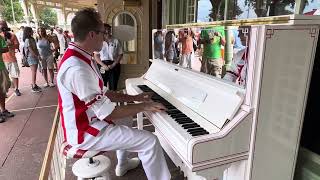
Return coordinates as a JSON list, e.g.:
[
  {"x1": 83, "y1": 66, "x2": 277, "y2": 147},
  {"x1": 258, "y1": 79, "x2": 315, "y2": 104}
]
[
  {"x1": 111, "y1": 54, "x2": 122, "y2": 68},
  {"x1": 0, "y1": 47, "x2": 8, "y2": 53},
  {"x1": 105, "y1": 91, "x2": 136, "y2": 102},
  {"x1": 94, "y1": 53, "x2": 106, "y2": 67},
  {"x1": 104, "y1": 103, "x2": 144, "y2": 121}
]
